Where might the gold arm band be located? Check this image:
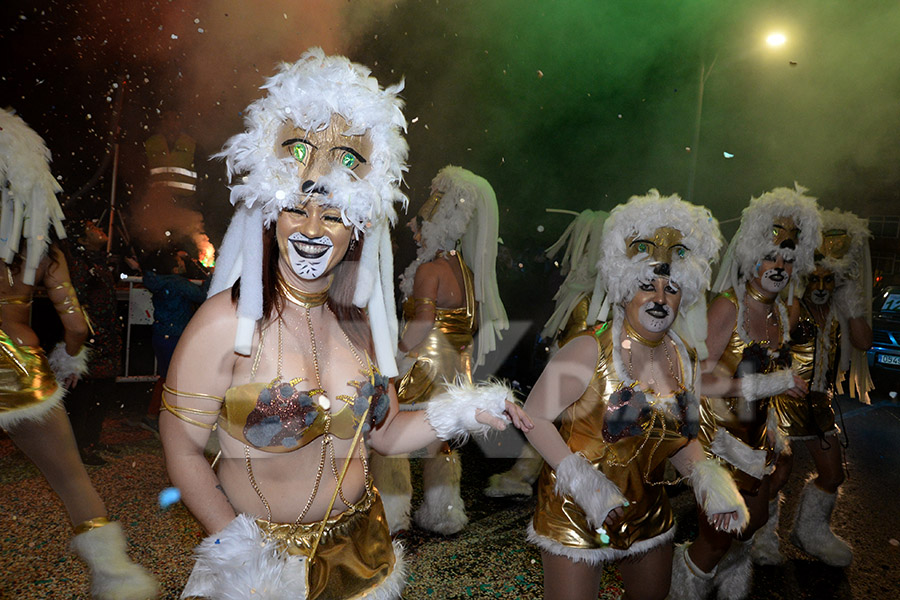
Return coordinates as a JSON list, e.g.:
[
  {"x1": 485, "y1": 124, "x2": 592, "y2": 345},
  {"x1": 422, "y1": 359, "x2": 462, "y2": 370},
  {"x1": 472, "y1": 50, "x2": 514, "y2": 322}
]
[
  {"x1": 161, "y1": 395, "x2": 219, "y2": 430},
  {"x1": 74, "y1": 516, "x2": 110, "y2": 534},
  {"x1": 412, "y1": 297, "x2": 437, "y2": 306},
  {"x1": 162, "y1": 384, "x2": 224, "y2": 403}
]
